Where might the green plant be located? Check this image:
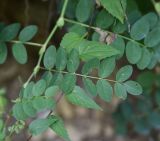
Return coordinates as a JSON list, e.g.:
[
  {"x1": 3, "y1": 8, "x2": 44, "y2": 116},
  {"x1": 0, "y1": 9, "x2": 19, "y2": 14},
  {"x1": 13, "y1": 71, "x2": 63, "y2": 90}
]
[{"x1": 0, "y1": 0, "x2": 160, "y2": 140}]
